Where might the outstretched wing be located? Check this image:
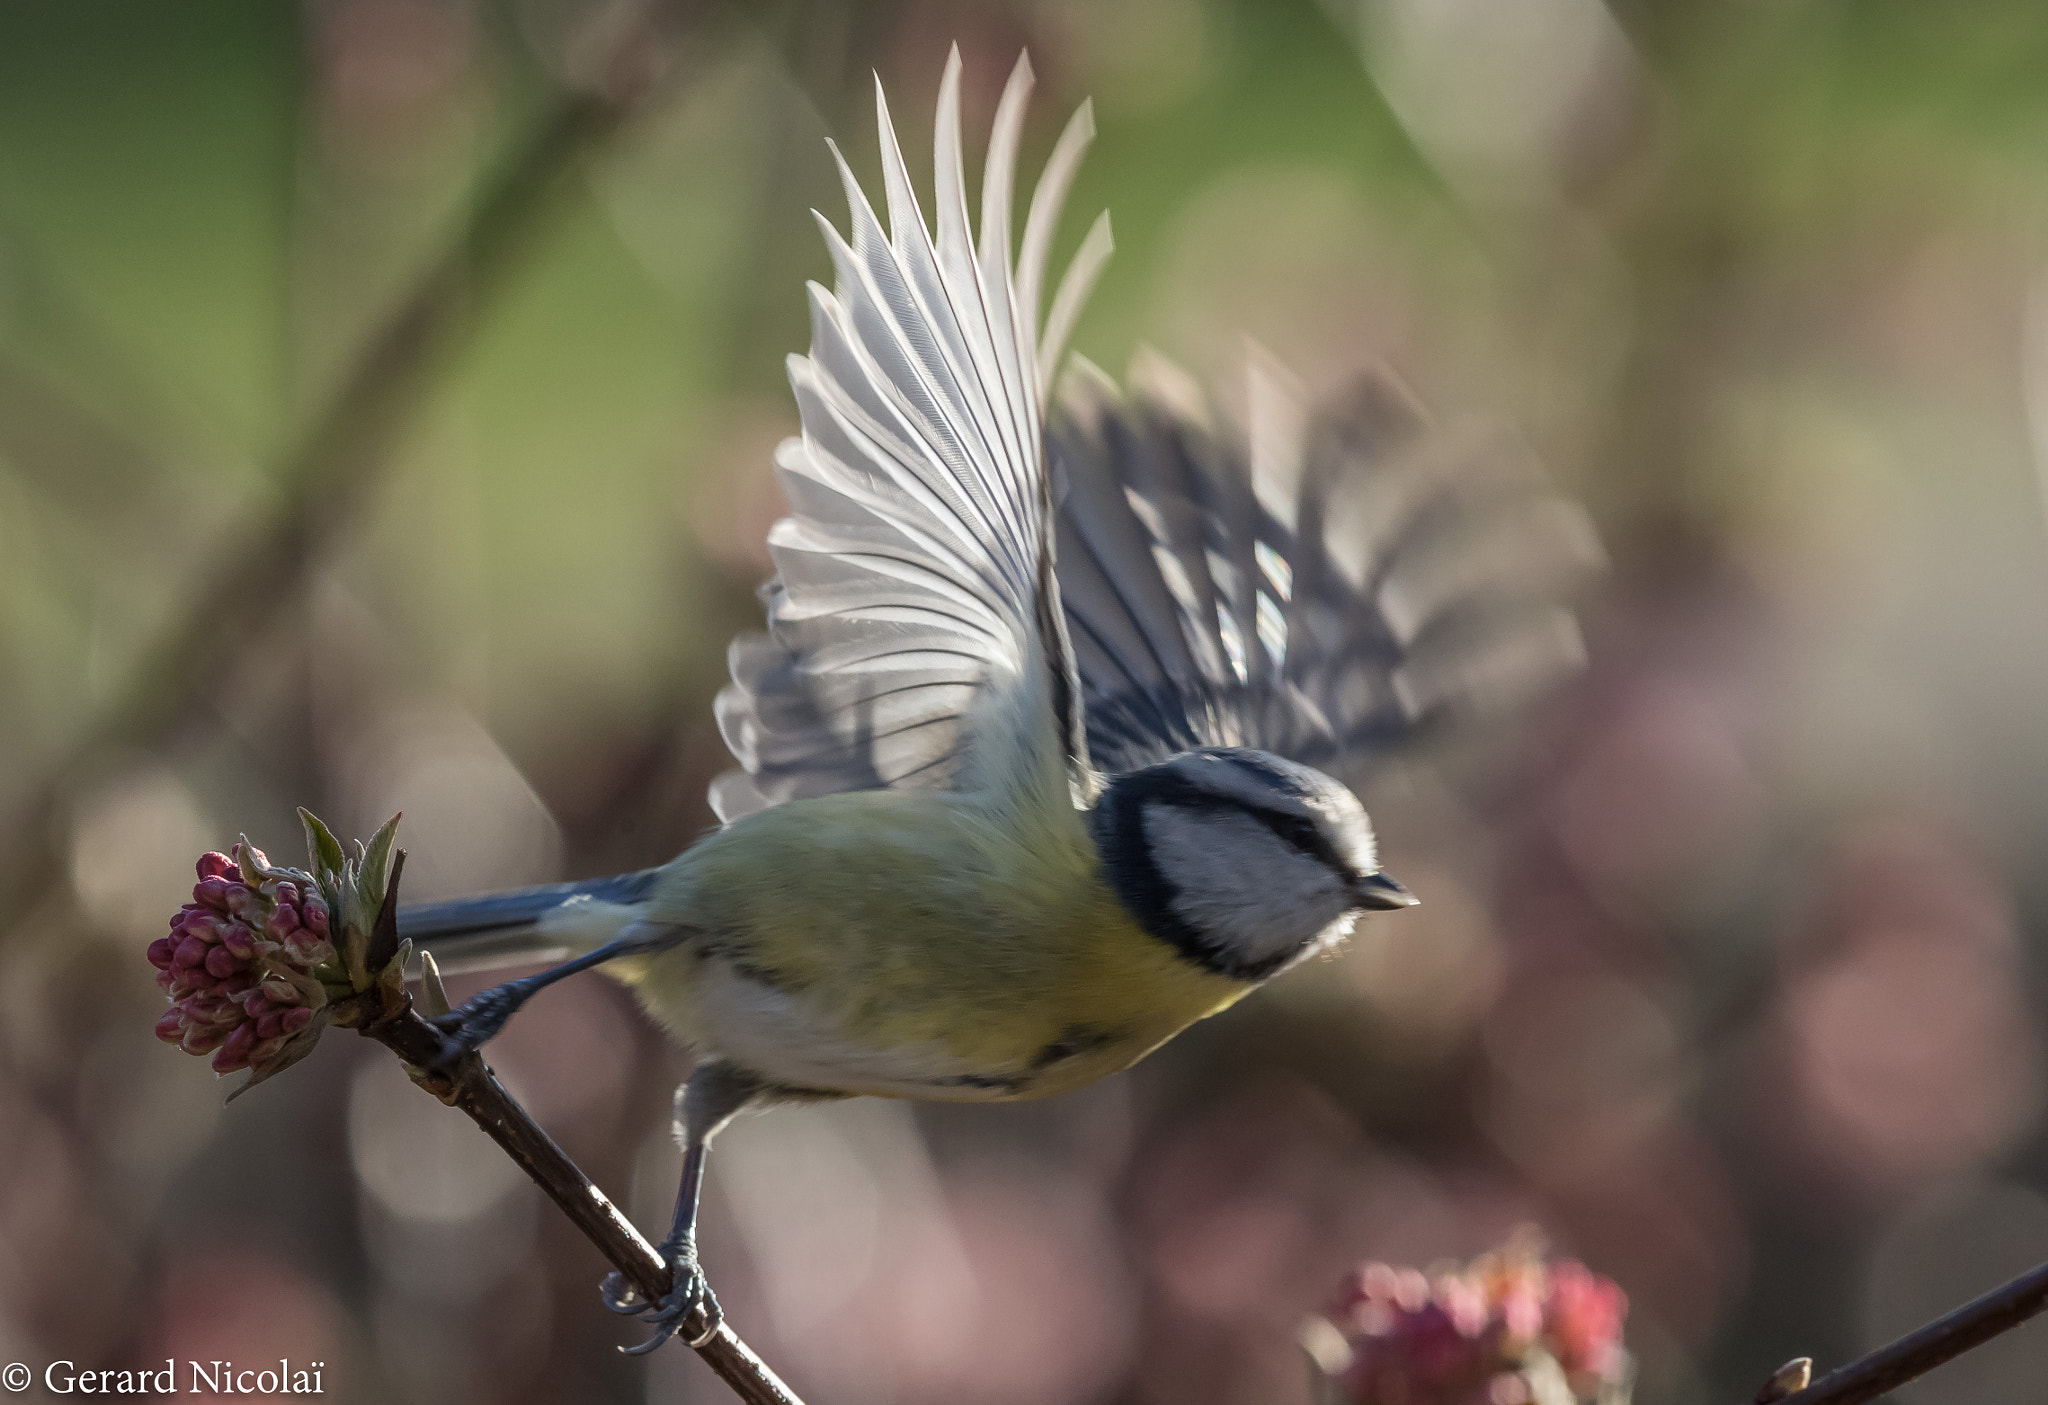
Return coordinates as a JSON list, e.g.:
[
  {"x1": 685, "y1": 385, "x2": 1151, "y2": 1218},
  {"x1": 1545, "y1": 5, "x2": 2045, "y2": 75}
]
[
  {"x1": 711, "y1": 51, "x2": 1112, "y2": 823},
  {"x1": 1051, "y1": 351, "x2": 1599, "y2": 780}
]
